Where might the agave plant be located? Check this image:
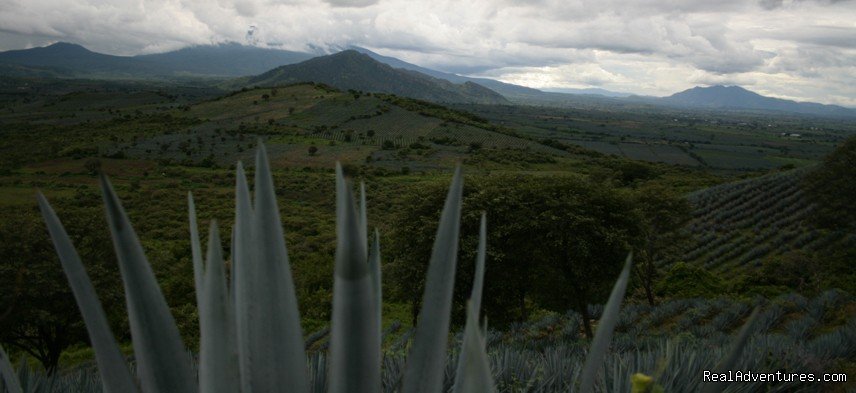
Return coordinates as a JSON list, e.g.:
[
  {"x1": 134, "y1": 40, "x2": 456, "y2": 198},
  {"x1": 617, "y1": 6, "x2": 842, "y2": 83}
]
[{"x1": 0, "y1": 143, "x2": 661, "y2": 393}]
